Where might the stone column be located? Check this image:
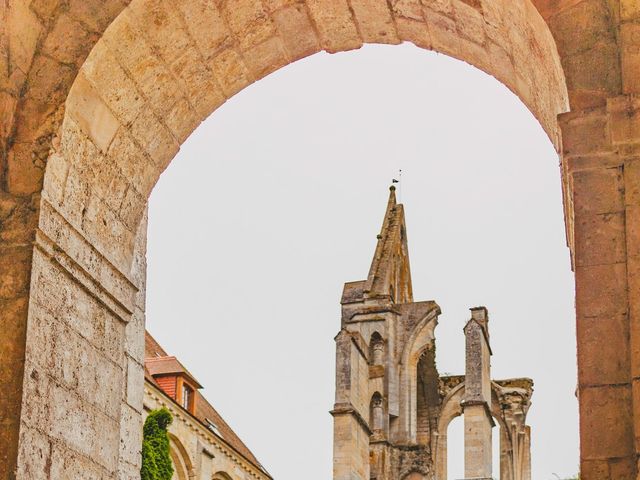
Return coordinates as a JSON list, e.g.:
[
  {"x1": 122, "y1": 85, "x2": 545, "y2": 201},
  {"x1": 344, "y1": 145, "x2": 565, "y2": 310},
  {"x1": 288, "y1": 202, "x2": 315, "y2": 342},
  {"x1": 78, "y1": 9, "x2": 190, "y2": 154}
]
[
  {"x1": 521, "y1": 426, "x2": 531, "y2": 480},
  {"x1": 462, "y1": 307, "x2": 494, "y2": 480},
  {"x1": 12, "y1": 199, "x2": 145, "y2": 479},
  {"x1": 560, "y1": 96, "x2": 640, "y2": 477}
]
